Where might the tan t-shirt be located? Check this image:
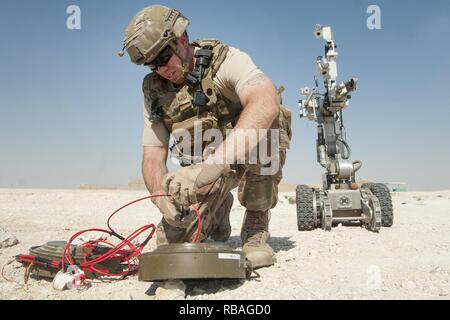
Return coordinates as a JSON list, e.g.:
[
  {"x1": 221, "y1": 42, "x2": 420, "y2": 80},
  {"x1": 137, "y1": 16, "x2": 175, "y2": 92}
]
[{"x1": 142, "y1": 46, "x2": 264, "y2": 147}]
